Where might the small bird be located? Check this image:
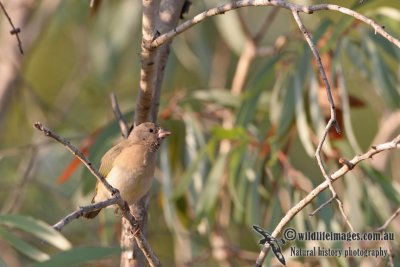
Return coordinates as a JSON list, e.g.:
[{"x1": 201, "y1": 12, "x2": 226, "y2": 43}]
[{"x1": 84, "y1": 122, "x2": 171, "y2": 219}]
